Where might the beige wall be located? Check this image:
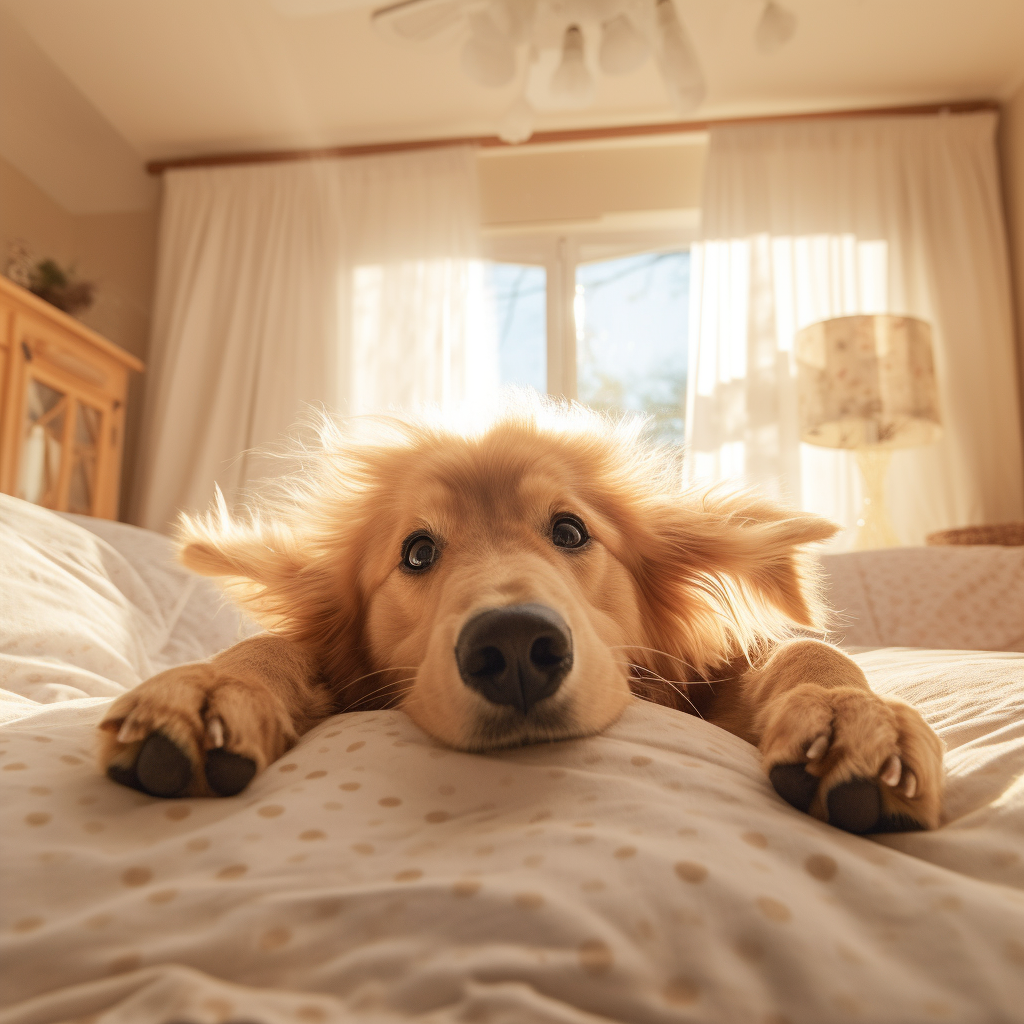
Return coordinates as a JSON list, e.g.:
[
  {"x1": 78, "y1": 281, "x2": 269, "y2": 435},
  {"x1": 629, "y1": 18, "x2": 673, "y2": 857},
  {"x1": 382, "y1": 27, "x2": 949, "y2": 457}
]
[
  {"x1": 1000, "y1": 82, "x2": 1024, "y2": 457},
  {"x1": 0, "y1": 153, "x2": 160, "y2": 520},
  {"x1": 479, "y1": 137, "x2": 706, "y2": 228}
]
